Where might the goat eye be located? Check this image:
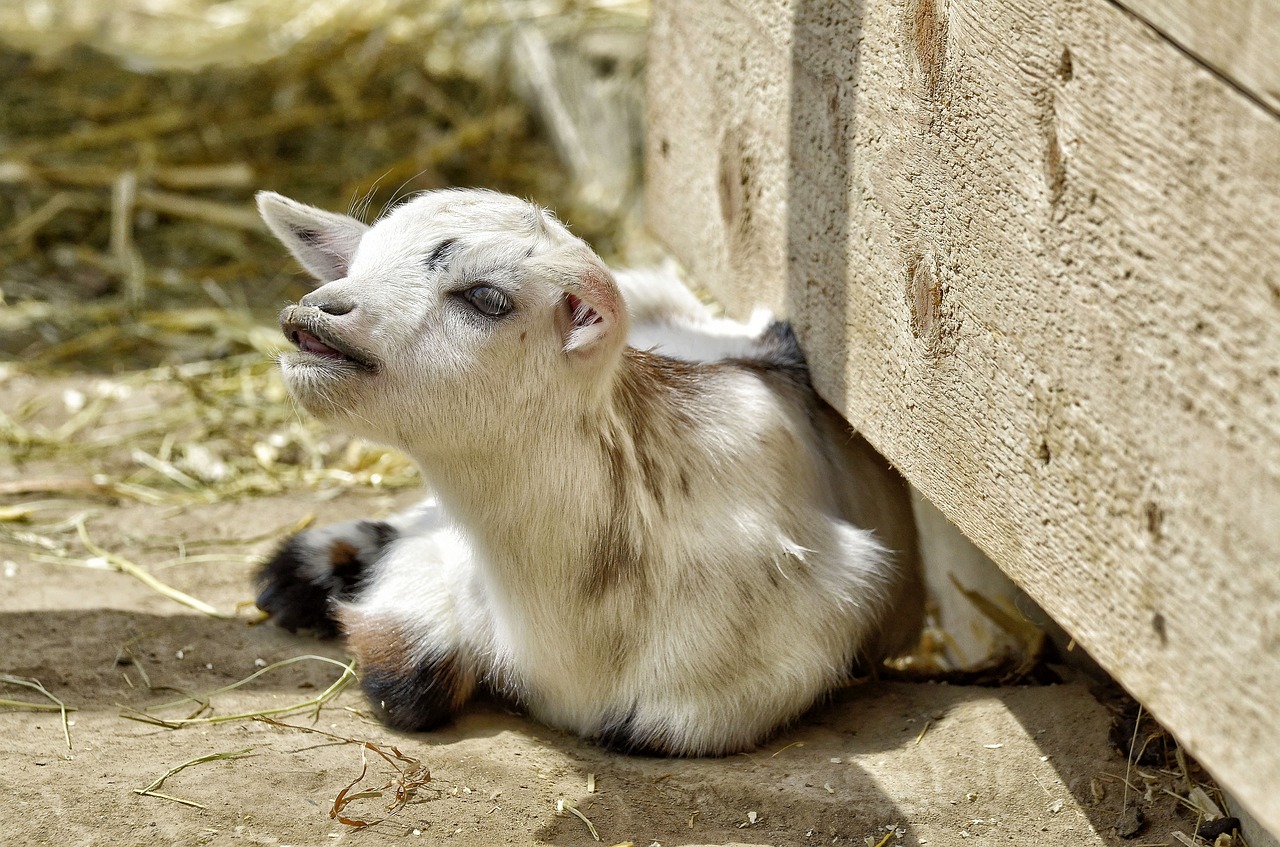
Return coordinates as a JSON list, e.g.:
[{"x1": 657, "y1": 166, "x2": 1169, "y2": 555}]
[{"x1": 462, "y1": 285, "x2": 512, "y2": 318}]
